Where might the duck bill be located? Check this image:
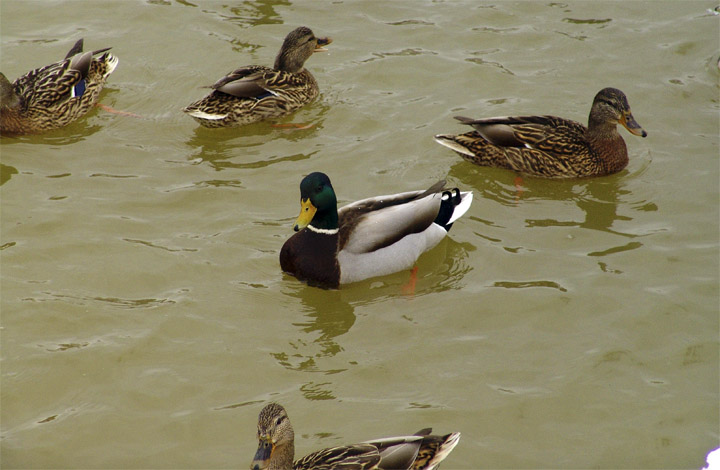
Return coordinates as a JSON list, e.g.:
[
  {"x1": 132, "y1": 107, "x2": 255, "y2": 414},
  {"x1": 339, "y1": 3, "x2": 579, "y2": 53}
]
[
  {"x1": 293, "y1": 198, "x2": 317, "y2": 231},
  {"x1": 314, "y1": 36, "x2": 332, "y2": 52},
  {"x1": 621, "y1": 113, "x2": 648, "y2": 138},
  {"x1": 250, "y1": 439, "x2": 273, "y2": 470}
]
